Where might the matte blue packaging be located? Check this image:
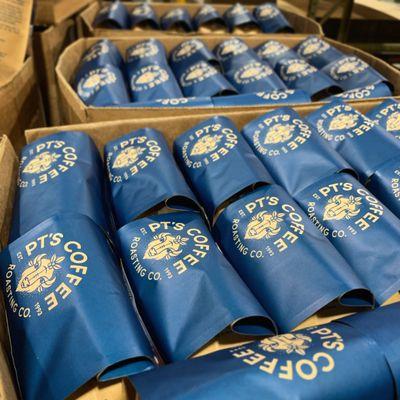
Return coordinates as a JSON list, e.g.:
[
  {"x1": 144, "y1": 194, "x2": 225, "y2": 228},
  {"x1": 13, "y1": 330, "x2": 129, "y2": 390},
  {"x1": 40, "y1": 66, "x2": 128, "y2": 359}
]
[
  {"x1": 306, "y1": 99, "x2": 400, "y2": 183},
  {"x1": 169, "y1": 39, "x2": 219, "y2": 74},
  {"x1": 193, "y1": 4, "x2": 226, "y2": 31},
  {"x1": 75, "y1": 64, "x2": 130, "y2": 107},
  {"x1": 214, "y1": 184, "x2": 372, "y2": 332},
  {"x1": 125, "y1": 39, "x2": 167, "y2": 67},
  {"x1": 322, "y1": 55, "x2": 391, "y2": 91},
  {"x1": 275, "y1": 57, "x2": 342, "y2": 100},
  {"x1": 330, "y1": 82, "x2": 392, "y2": 101},
  {"x1": 11, "y1": 131, "x2": 110, "y2": 242},
  {"x1": 93, "y1": 1, "x2": 131, "y2": 29},
  {"x1": 116, "y1": 211, "x2": 276, "y2": 363},
  {"x1": 366, "y1": 98, "x2": 400, "y2": 140},
  {"x1": 130, "y1": 3, "x2": 159, "y2": 29},
  {"x1": 224, "y1": 60, "x2": 287, "y2": 94},
  {"x1": 255, "y1": 40, "x2": 298, "y2": 68},
  {"x1": 177, "y1": 61, "x2": 237, "y2": 97},
  {"x1": 104, "y1": 128, "x2": 200, "y2": 228},
  {"x1": 131, "y1": 316, "x2": 395, "y2": 400},
  {"x1": 127, "y1": 62, "x2": 183, "y2": 102},
  {"x1": 242, "y1": 107, "x2": 355, "y2": 197},
  {"x1": 214, "y1": 38, "x2": 259, "y2": 72},
  {"x1": 295, "y1": 172, "x2": 400, "y2": 304},
  {"x1": 1, "y1": 213, "x2": 157, "y2": 400},
  {"x1": 212, "y1": 89, "x2": 311, "y2": 107},
  {"x1": 223, "y1": 3, "x2": 259, "y2": 32},
  {"x1": 253, "y1": 3, "x2": 293, "y2": 33},
  {"x1": 160, "y1": 8, "x2": 193, "y2": 32},
  {"x1": 174, "y1": 116, "x2": 272, "y2": 221},
  {"x1": 79, "y1": 39, "x2": 124, "y2": 71},
  {"x1": 294, "y1": 36, "x2": 344, "y2": 69}
]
